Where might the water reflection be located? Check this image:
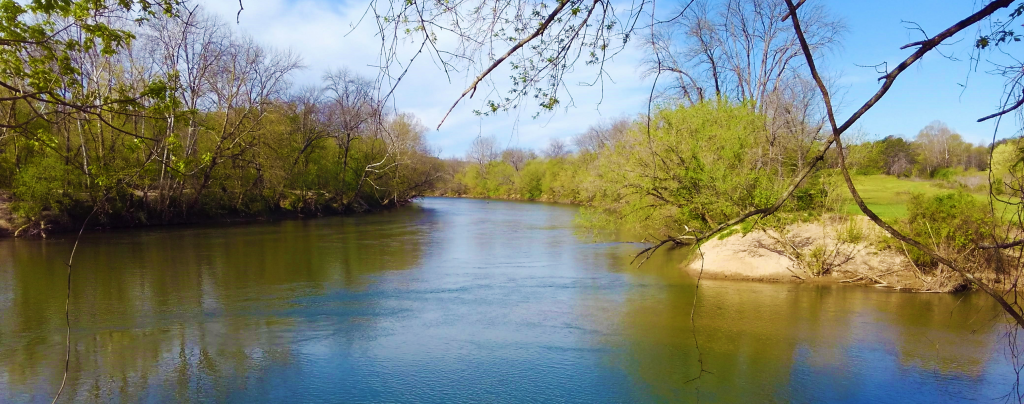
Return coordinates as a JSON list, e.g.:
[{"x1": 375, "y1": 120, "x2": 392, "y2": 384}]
[
  {"x1": 0, "y1": 208, "x2": 432, "y2": 402},
  {"x1": 601, "y1": 247, "x2": 1013, "y2": 403},
  {"x1": 0, "y1": 198, "x2": 1017, "y2": 403}
]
